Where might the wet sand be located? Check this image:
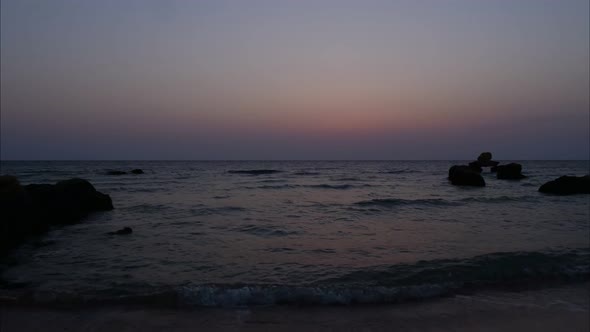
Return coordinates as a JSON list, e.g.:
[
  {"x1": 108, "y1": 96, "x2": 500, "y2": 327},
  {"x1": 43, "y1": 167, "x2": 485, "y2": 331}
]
[{"x1": 1, "y1": 283, "x2": 588, "y2": 331}]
